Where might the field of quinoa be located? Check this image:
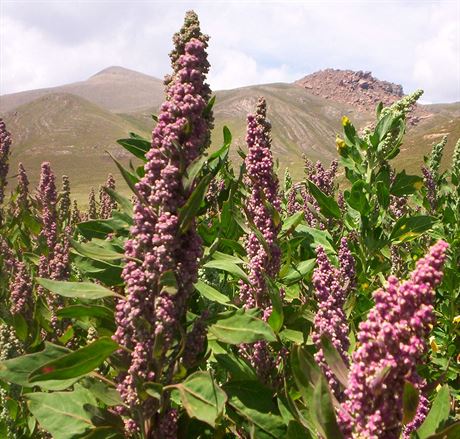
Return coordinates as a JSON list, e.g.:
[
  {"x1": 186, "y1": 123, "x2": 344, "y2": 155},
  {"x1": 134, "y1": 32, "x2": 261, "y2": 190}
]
[{"x1": 0, "y1": 10, "x2": 459, "y2": 439}]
